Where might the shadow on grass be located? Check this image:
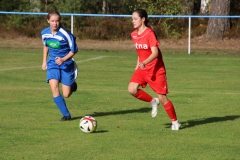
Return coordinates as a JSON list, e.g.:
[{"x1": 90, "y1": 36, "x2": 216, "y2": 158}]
[
  {"x1": 165, "y1": 115, "x2": 240, "y2": 129},
  {"x1": 94, "y1": 130, "x2": 109, "y2": 134},
  {"x1": 71, "y1": 107, "x2": 151, "y2": 121}
]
